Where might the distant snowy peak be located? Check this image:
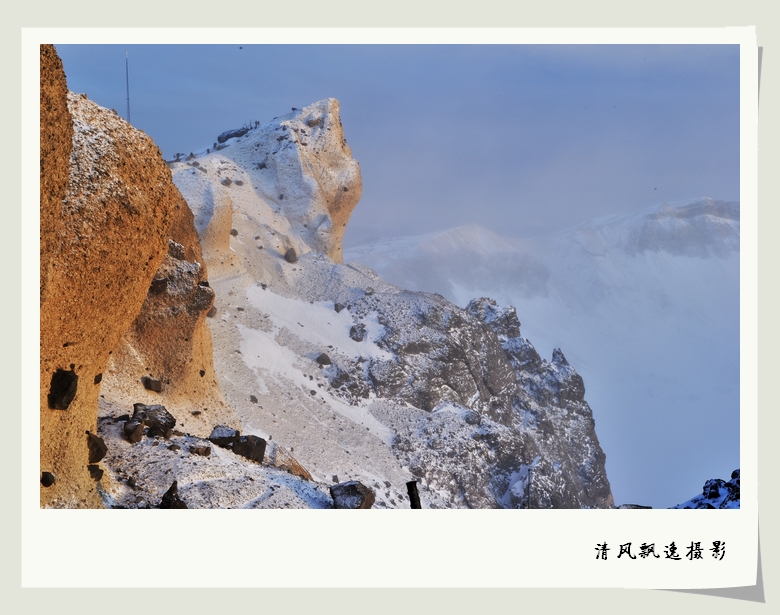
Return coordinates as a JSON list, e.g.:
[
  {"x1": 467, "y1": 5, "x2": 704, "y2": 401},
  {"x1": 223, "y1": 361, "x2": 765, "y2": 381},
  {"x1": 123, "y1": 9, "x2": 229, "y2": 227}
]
[
  {"x1": 346, "y1": 197, "x2": 739, "y2": 263},
  {"x1": 569, "y1": 197, "x2": 739, "y2": 258}
]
